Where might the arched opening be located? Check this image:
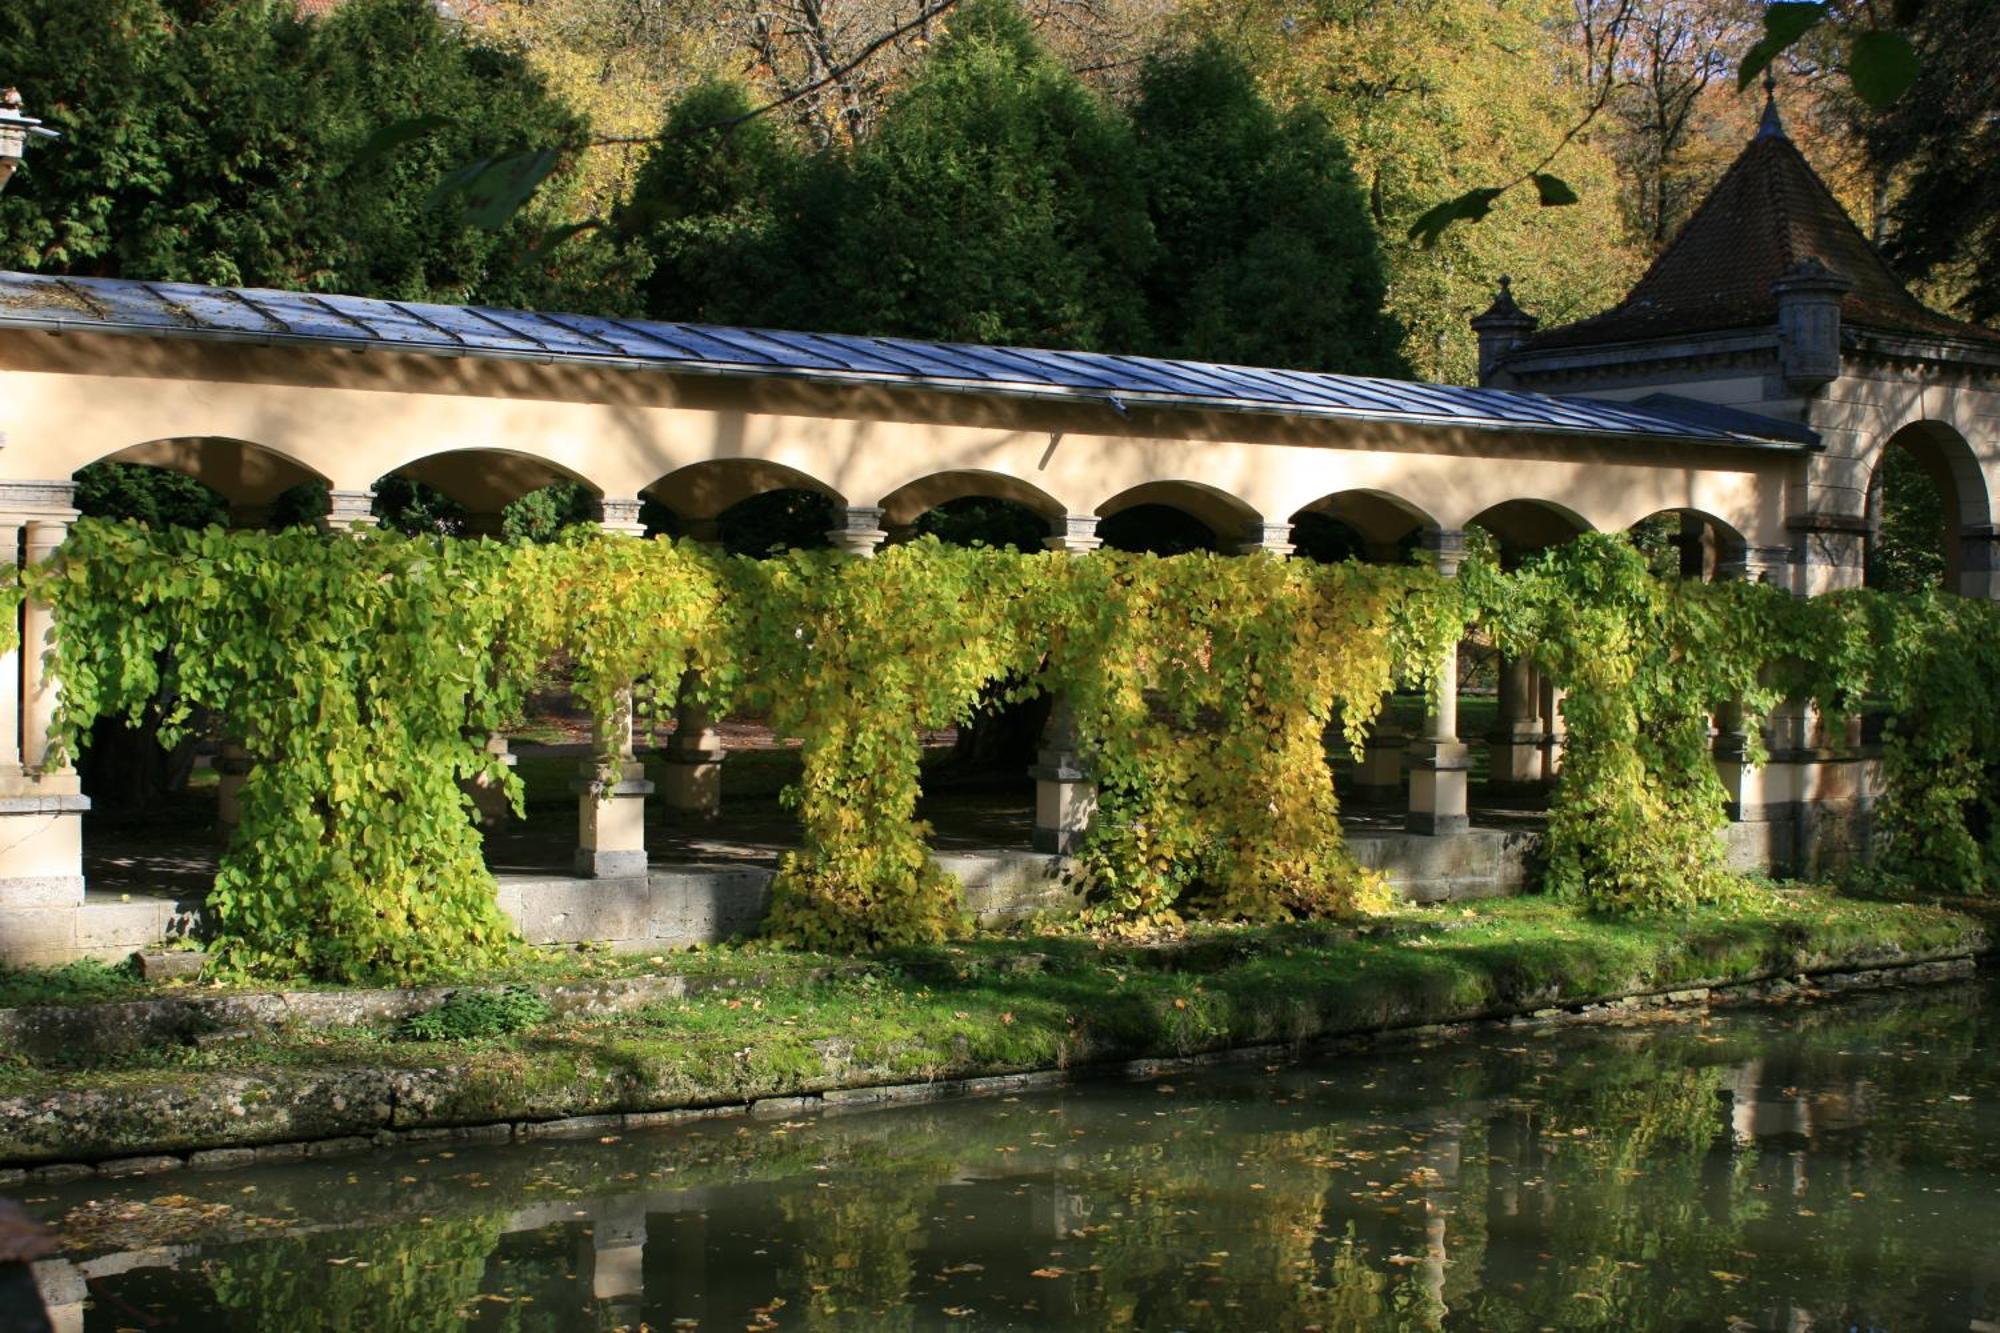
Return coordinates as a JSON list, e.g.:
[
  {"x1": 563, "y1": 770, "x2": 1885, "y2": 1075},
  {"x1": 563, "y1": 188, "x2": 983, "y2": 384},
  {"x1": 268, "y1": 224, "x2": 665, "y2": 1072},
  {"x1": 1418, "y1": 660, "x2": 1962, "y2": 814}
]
[
  {"x1": 68, "y1": 441, "x2": 335, "y2": 906},
  {"x1": 1866, "y1": 422, "x2": 1990, "y2": 596},
  {"x1": 1289, "y1": 490, "x2": 1438, "y2": 565},
  {"x1": 1627, "y1": 509, "x2": 1747, "y2": 582},
  {"x1": 373, "y1": 448, "x2": 601, "y2": 540},
  {"x1": 1094, "y1": 481, "x2": 1256, "y2": 555},
  {"x1": 878, "y1": 471, "x2": 1065, "y2": 552},
  {"x1": 76, "y1": 437, "x2": 331, "y2": 529},
  {"x1": 1465, "y1": 498, "x2": 1593, "y2": 565},
  {"x1": 643, "y1": 460, "x2": 845, "y2": 556},
  {"x1": 1463, "y1": 500, "x2": 1592, "y2": 805}
]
